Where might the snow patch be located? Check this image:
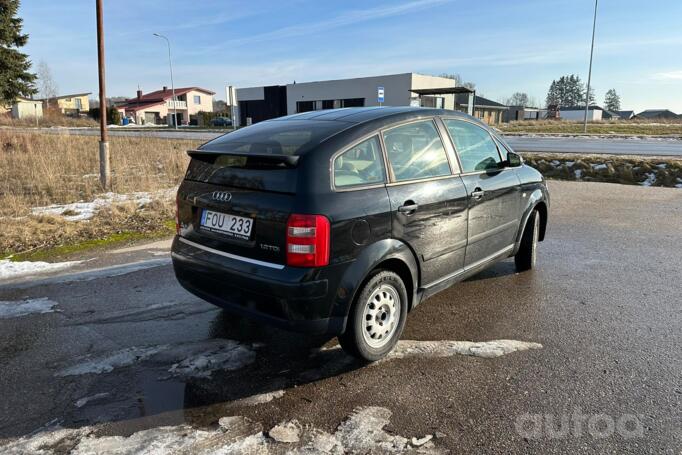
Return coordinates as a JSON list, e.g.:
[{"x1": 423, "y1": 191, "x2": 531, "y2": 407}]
[
  {"x1": 233, "y1": 389, "x2": 285, "y2": 406},
  {"x1": 164, "y1": 339, "x2": 257, "y2": 378},
  {"x1": 74, "y1": 393, "x2": 110, "y2": 408},
  {"x1": 57, "y1": 345, "x2": 169, "y2": 376},
  {"x1": 3, "y1": 407, "x2": 445, "y2": 454},
  {"x1": 0, "y1": 259, "x2": 81, "y2": 280},
  {"x1": 641, "y1": 172, "x2": 657, "y2": 186},
  {"x1": 30, "y1": 188, "x2": 175, "y2": 221},
  {"x1": 574, "y1": 169, "x2": 583, "y2": 179},
  {"x1": 591, "y1": 163, "x2": 607, "y2": 170},
  {"x1": 386, "y1": 339, "x2": 543, "y2": 360},
  {"x1": 56, "y1": 339, "x2": 257, "y2": 378},
  {"x1": 0, "y1": 297, "x2": 58, "y2": 319},
  {"x1": 268, "y1": 420, "x2": 302, "y2": 443}
]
